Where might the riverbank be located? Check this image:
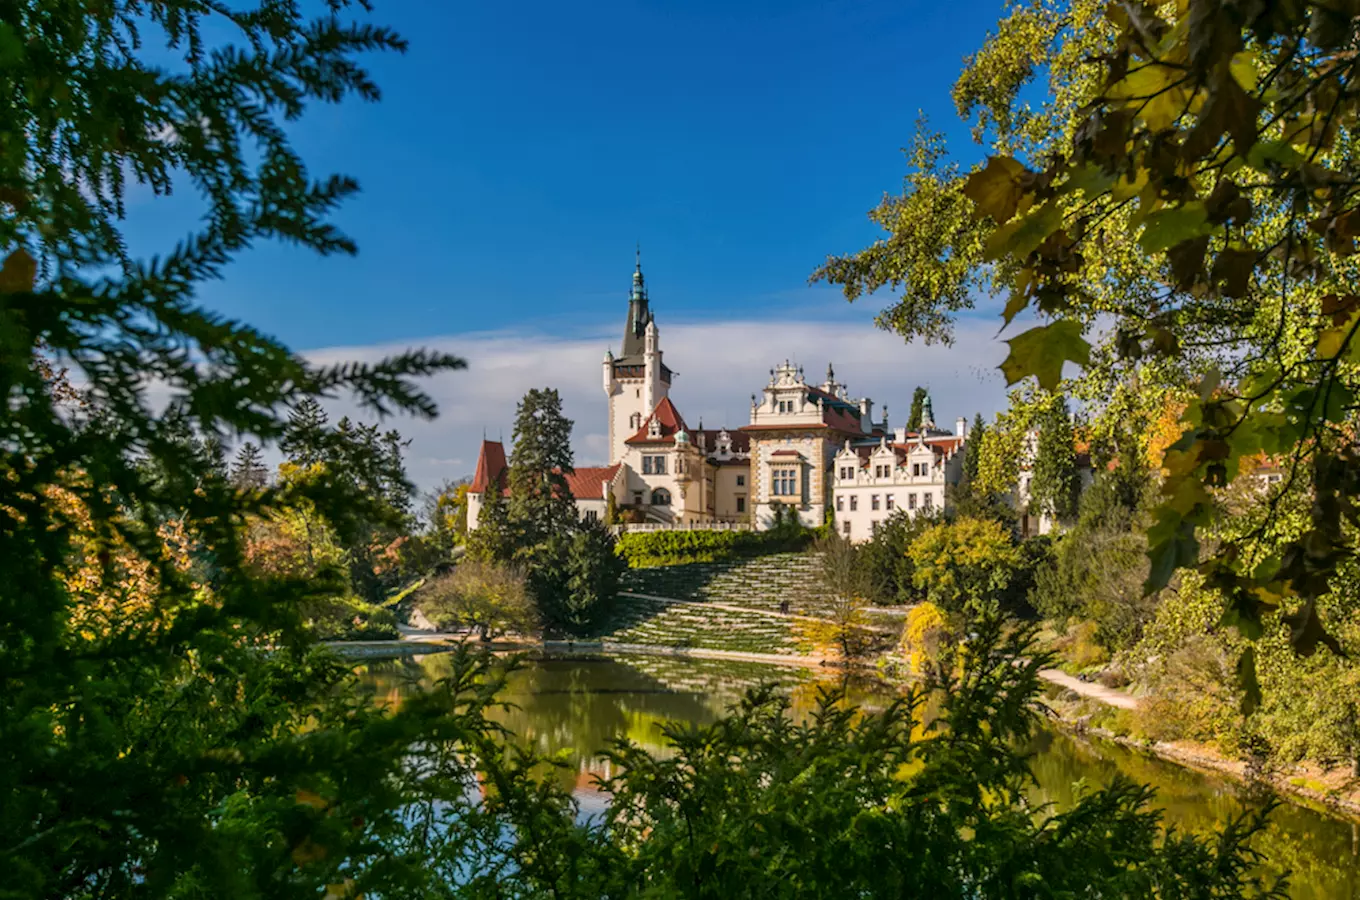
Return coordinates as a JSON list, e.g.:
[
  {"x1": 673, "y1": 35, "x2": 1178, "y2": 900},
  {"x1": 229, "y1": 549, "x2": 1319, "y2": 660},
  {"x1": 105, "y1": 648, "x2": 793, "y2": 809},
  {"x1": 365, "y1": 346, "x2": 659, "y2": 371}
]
[
  {"x1": 344, "y1": 589, "x2": 1360, "y2": 825},
  {"x1": 1040, "y1": 687, "x2": 1360, "y2": 823}
]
